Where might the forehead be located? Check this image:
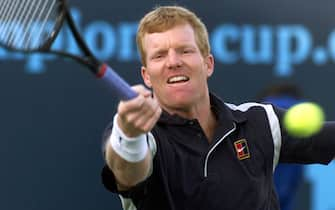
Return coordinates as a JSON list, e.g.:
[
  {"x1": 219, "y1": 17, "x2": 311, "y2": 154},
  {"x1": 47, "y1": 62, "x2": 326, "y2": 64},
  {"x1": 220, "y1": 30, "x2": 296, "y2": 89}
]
[{"x1": 143, "y1": 24, "x2": 197, "y2": 50}]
